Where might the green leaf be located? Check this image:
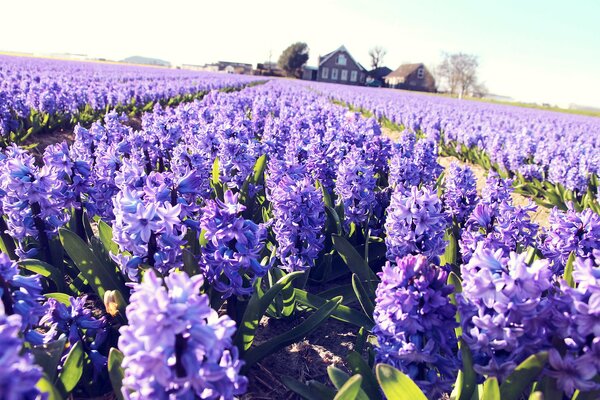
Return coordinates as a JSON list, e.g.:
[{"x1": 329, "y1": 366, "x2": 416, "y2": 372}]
[
  {"x1": 280, "y1": 376, "x2": 331, "y2": 400},
  {"x1": 36, "y1": 374, "x2": 64, "y2": 400},
  {"x1": 243, "y1": 296, "x2": 342, "y2": 369},
  {"x1": 59, "y1": 228, "x2": 128, "y2": 300},
  {"x1": 441, "y1": 228, "x2": 458, "y2": 266},
  {"x1": 332, "y1": 235, "x2": 377, "y2": 285},
  {"x1": 182, "y1": 248, "x2": 200, "y2": 276},
  {"x1": 56, "y1": 340, "x2": 84, "y2": 394},
  {"x1": 44, "y1": 292, "x2": 72, "y2": 306},
  {"x1": 211, "y1": 156, "x2": 220, "y2": 185},
  {"x1": 266, "y1": 267, "x2": 297, "y2": 318},
  {"x1": 31, "y1": 337, "x2": 67, "y2": 382},
  {"x1": 234, "y1": 271, "x2": 304, "y2": 351},
  {"x1": 295, "y1": 289, "x2": 374, "y2": 330},
  {"x1": 346, "y1": 351, "x2": 382, "y2": 400},
  {"x1": 108, "y1": 348, "x2": 126, "y2": 400},
  {"x1": 482, "y1": 377, "x2": 500, "y2": 400},
  {"x1": 252, "y1": 154, "x2": 267, "y2": 185},
  {"x1": 500, "y1": 351, "x2": 548, "y2": 400},
  {"x1": 98, "y1": 219, "x2": 119, "y2": 255},
  {"x1": 18, "y1": 259, "x2": 66, "y2": 292},
  {"x1": 375, "y1": 364, "x2": 427, "y2": 400},
  {"x1": 563, "y1": 251, "x2": 576, "y2": 288},
  {"x1": 351, "y1": 274, "x2": 375, "y2": 321},
  {"x1": 457, "y1": 340, "x2": 477, "y2": 400},
  {"x1": 328, "y1": 366, "x2": 351, "y2": 389},
  {"x1": 334, "y1": 375, "x2": 363, "y2": 400},
  {"x1": 307, "y1": 381, "x2": 337, "y2": 399},
  {"x1": 539, "y1": 376, "x2": 563, "y2": 400}
]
